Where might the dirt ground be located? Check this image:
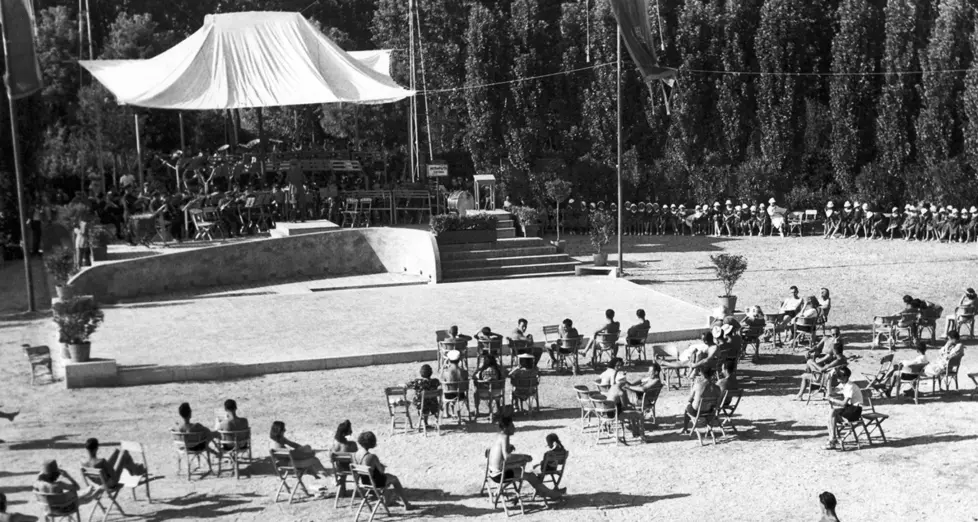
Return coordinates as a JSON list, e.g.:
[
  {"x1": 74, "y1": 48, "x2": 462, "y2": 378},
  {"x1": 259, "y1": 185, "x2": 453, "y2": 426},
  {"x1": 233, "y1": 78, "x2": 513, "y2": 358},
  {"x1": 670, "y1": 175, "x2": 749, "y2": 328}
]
[{"x1": 2, "y1": 233, "x2": 978, "y2": 521}]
